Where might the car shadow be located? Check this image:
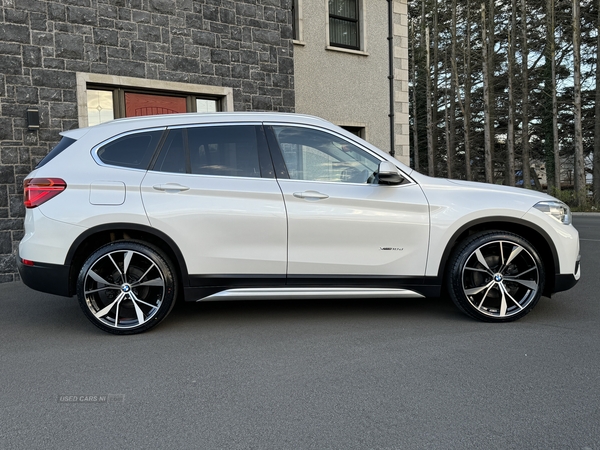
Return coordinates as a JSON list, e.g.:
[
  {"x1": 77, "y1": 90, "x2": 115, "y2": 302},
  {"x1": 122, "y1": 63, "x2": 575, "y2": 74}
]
[{"x1": 164, "y1": 294, "x2": 467, "y2": 330}]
